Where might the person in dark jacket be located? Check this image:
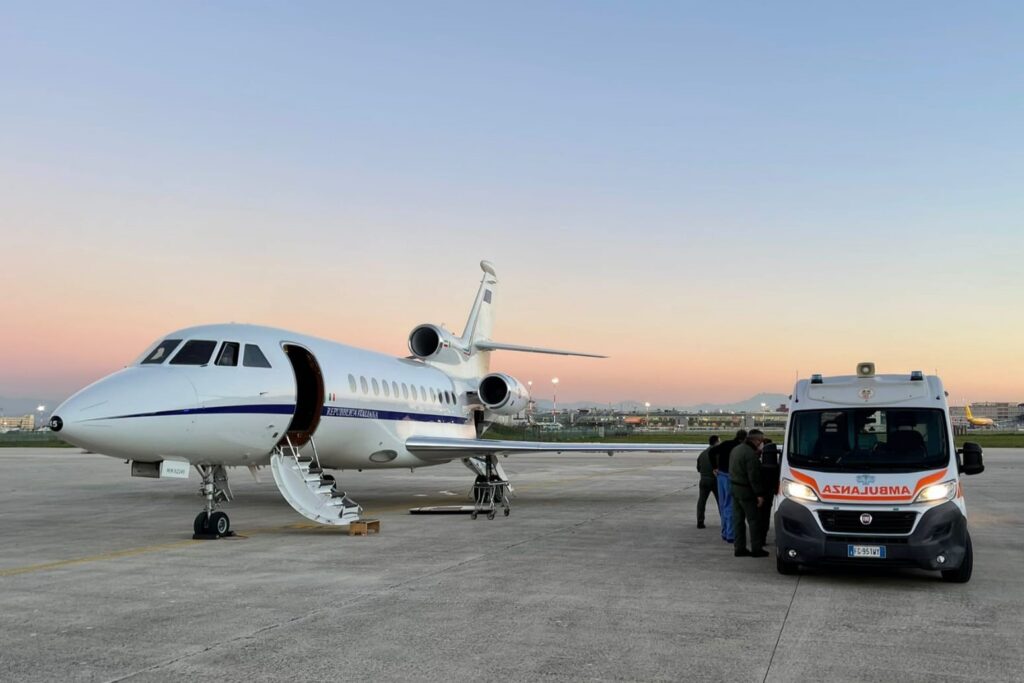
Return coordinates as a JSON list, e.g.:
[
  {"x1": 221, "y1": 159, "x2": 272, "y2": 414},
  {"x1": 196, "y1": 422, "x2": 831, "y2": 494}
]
[
  {"x1": 730, "y1": 429, "x2": 768, "y2": 557},
  {"x1": 758, "y1": 438, "x2": 781, "y2": 539},
  {"x1": 695, "y1": 435, "x2": 720, "y2": 528},
  {"x1": 709, "y1": 429, "x2": 747, "y2": 543}
]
